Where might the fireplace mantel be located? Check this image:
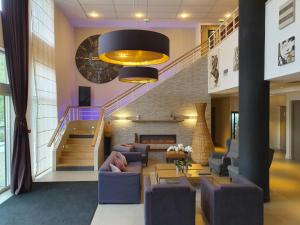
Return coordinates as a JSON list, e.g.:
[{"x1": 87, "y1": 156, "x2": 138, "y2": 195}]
[{"x1": 132, "y1": 119, "x2": 184, "y2": 123}]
